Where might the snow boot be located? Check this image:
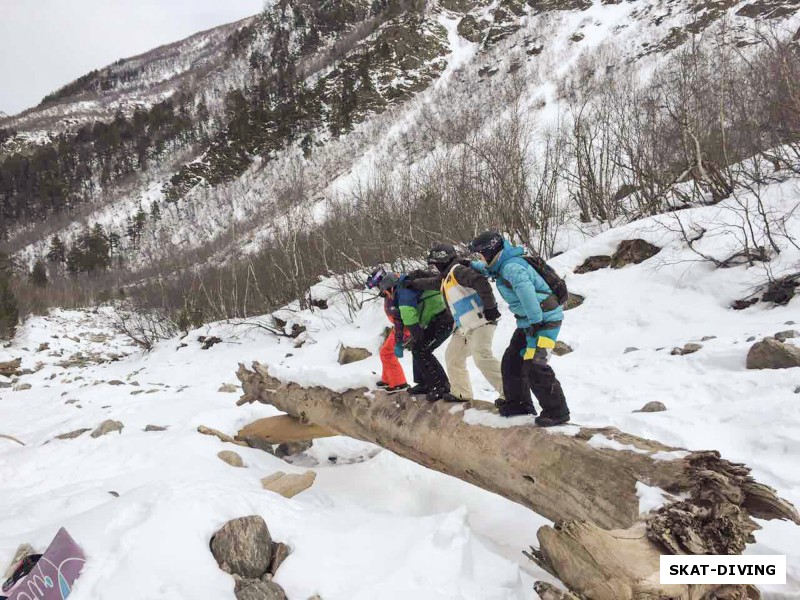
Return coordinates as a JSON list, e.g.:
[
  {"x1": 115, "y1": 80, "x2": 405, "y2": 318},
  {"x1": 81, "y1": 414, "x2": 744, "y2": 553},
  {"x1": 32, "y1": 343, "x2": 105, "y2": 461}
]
[
  {"x1": 426, "y1": 388, "x2": 465, "y2": 402},
  {"x1": 385, "y1": 383, "x2": 409, "y2": 394},
  {"x1": 376, "y1": 380, "x2": 389, "y2": 388},
  {"x1": 408, "y1": 384, "x2": 430, "y2": 395},
  {"x1": 496, "y1": 399, "x2": 537, "y2": 417},
  {"x1": 535, "y1": 413, "x2": 570, "y2": 427}
]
